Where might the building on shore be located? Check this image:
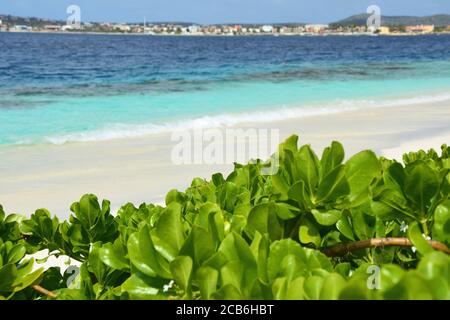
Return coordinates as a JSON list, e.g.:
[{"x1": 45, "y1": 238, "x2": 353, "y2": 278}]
[
  {"x1": 305, "y1": 24, "x2": 329, "y2": 33},
  {"x1": 405, "y1": 25, "x2": 434, "y2": 33},
  {"x1": 44, "y1": 25, "x2": 62, "y2": 32},
  {"x1": 11, "y1": 25, "x2": 32, "y2": 32},
  {"x1": 187, "y1": 25, "x2": 201, "y2": 34},
  {"x1": 114, "y1": 24, "x2": 131, "y2": 33},
  {"x1": 378, "y1": 26, "x2": 390, "y2": 35},
  {"x1": 262, "y1": 25, "x2": 274, "y2": 33}
]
